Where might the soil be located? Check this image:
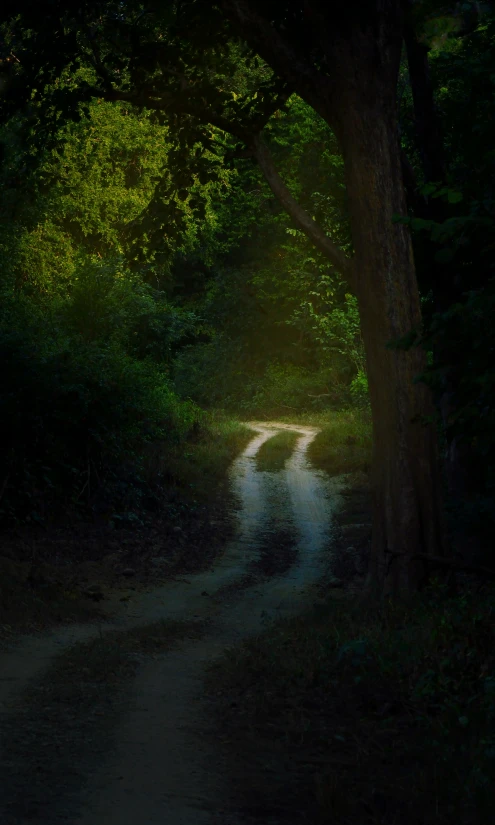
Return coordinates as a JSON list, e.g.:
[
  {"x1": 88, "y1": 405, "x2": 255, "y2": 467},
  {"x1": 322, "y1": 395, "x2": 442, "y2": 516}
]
[{"x1": 0, "y1": 422, "x2": 371, "y2": 825}]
